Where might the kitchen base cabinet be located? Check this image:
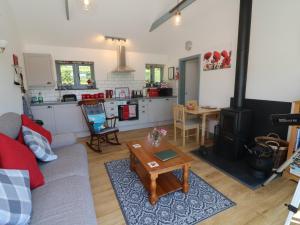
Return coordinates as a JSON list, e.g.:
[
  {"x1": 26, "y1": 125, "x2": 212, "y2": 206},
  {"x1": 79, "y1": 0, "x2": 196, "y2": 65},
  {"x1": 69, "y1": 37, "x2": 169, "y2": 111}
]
[
  {"x1": 30, "y1": 97, "x2": 177, "y2": 136},
  {"x1": 31, "y1": 105, "x2": 56, "y2": 134},
  {"x1": 54, "y1": 104, "x2": 86, "y2": 134},
  {"x1": 31, "y1": 103, "x2": 88, "y2": 137}
]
